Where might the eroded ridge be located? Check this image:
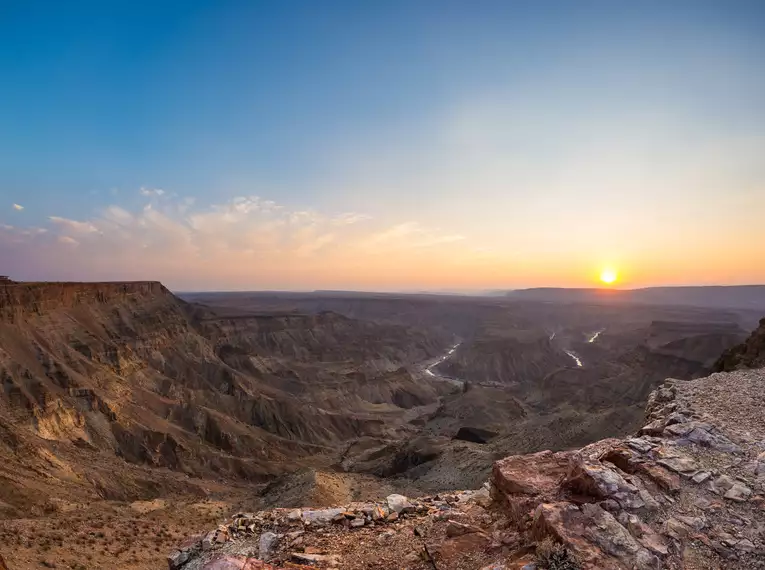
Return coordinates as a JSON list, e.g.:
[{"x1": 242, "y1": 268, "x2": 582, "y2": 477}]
[{"x1": 174, "y1": 368, "x2": 765, "y2": 569}]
